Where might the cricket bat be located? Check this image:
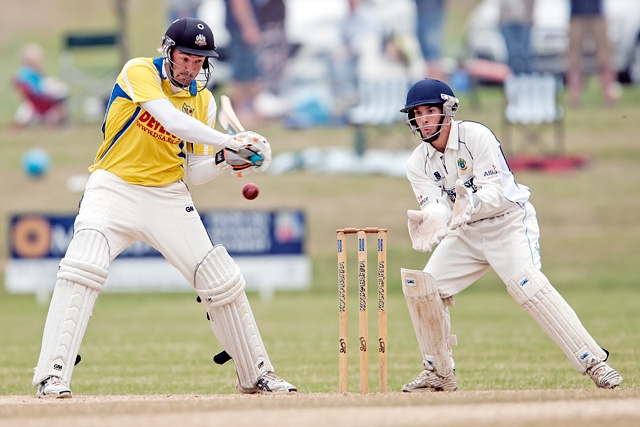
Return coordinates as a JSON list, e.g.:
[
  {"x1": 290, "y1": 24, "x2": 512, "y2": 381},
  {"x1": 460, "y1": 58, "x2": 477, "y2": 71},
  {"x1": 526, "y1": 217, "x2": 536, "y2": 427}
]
[
  {"x1": 218, "y1": 95, "x2": 245, "y2": 135},
  {"x1": 218, "y1": 95, "x2": 262, "y2": 166}
]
